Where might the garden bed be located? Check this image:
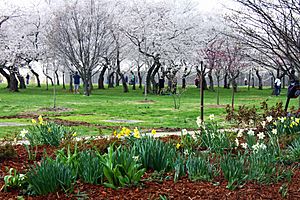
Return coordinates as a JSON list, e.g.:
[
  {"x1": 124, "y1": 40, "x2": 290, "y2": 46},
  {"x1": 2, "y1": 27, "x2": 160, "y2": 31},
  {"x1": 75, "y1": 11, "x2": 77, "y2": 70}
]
[{"x1": 1, "y1": 138, "x2": 300, "y2": 200}]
